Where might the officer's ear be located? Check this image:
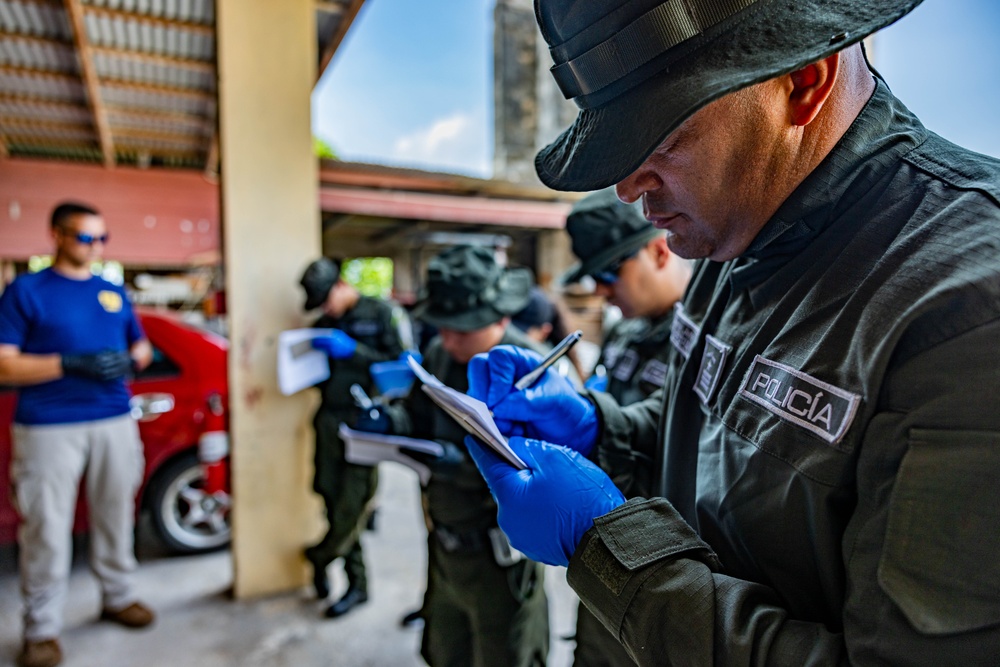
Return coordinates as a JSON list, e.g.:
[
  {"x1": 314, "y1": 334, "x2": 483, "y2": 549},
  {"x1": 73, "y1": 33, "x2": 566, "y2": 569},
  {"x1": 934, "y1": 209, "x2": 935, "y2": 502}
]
[
  {"x1": 649, "y1": 237, "x2": 672, "y2": 269},
  {"x1": 785, "y1": 52, "x2": 840, "y2": 127}
]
